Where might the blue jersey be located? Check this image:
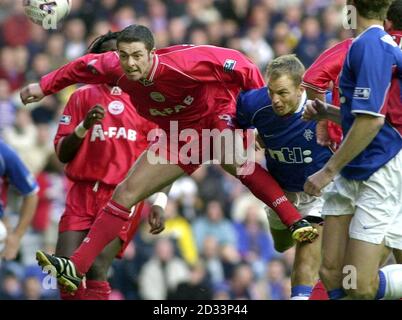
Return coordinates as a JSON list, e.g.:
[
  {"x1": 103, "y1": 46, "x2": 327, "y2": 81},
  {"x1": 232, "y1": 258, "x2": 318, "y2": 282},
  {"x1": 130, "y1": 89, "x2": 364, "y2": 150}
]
[
  {"x1": 237, "y1": 88, "x2": 332, "y2": 192},
  {"x1": 0, "y1": 140, "x2": 39, "y2": 218},
  {"x1": 339, "y1": 26, "x2": 402, "y2": 180}
]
